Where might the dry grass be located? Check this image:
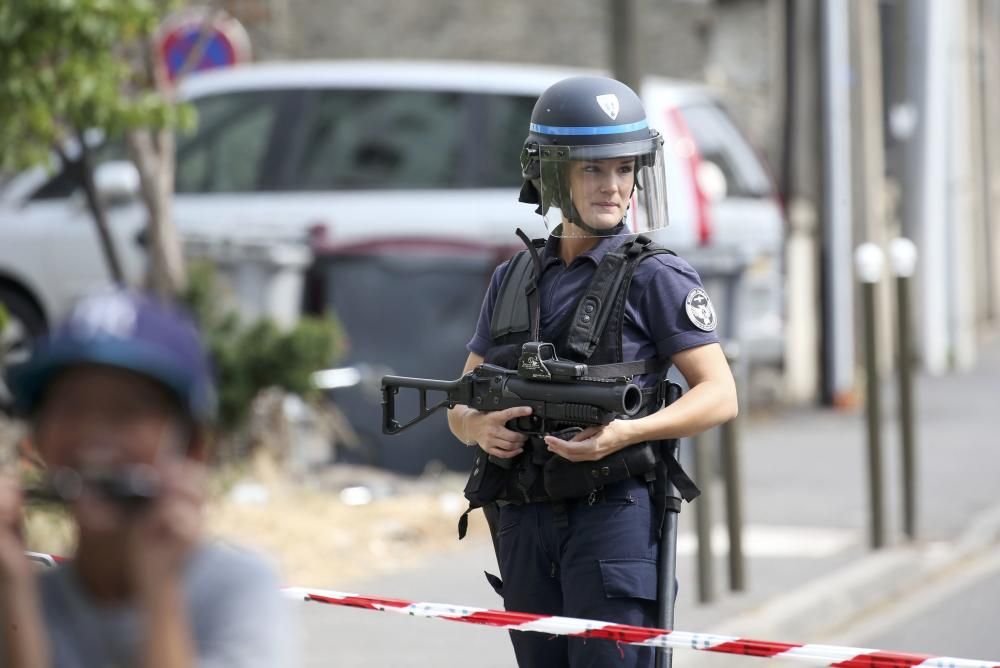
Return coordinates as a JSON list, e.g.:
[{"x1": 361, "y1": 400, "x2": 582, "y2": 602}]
[
  {"x1": 207, "y1": 484, "x2": 490, "y2": 587},
  {"x1": 23, "y1": 507, "x2": 75, "y2": 557}
]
